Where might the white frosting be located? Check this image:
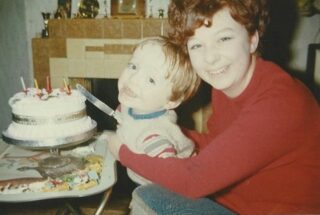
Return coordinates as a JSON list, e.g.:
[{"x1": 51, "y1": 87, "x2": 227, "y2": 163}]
[
  {"x1": 9, "y1": 89, "x2": 86, "y2": 117},
  {"x1": 6, "y1": 88, "x2": 94, "y2": 141},
  {"x1": 7, "y1": 117, "x2": 93, "y2": 139}
]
